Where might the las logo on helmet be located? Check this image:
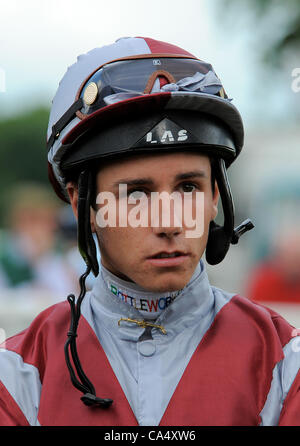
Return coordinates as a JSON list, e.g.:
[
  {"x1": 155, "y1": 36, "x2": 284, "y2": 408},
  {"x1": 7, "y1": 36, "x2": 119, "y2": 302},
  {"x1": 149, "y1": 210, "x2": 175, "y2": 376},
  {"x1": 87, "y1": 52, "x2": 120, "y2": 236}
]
[{"x1": 143, "y1": 118, "x2": 189, "y2": 145}]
